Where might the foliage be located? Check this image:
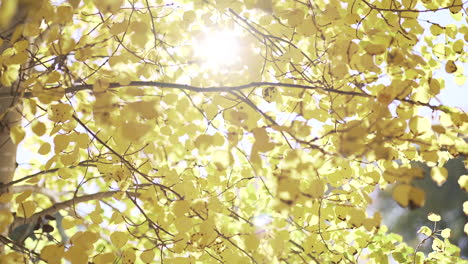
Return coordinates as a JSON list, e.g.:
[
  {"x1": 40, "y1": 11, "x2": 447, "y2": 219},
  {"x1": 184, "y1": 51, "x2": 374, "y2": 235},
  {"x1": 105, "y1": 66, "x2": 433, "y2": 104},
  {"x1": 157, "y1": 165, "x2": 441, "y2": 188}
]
[
  {"x1": 376, "y1": 157, "x2": 468, "y2": 256},
  {"x1": 0, "y1": 0, "x2": 467, "y2": 263}
]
